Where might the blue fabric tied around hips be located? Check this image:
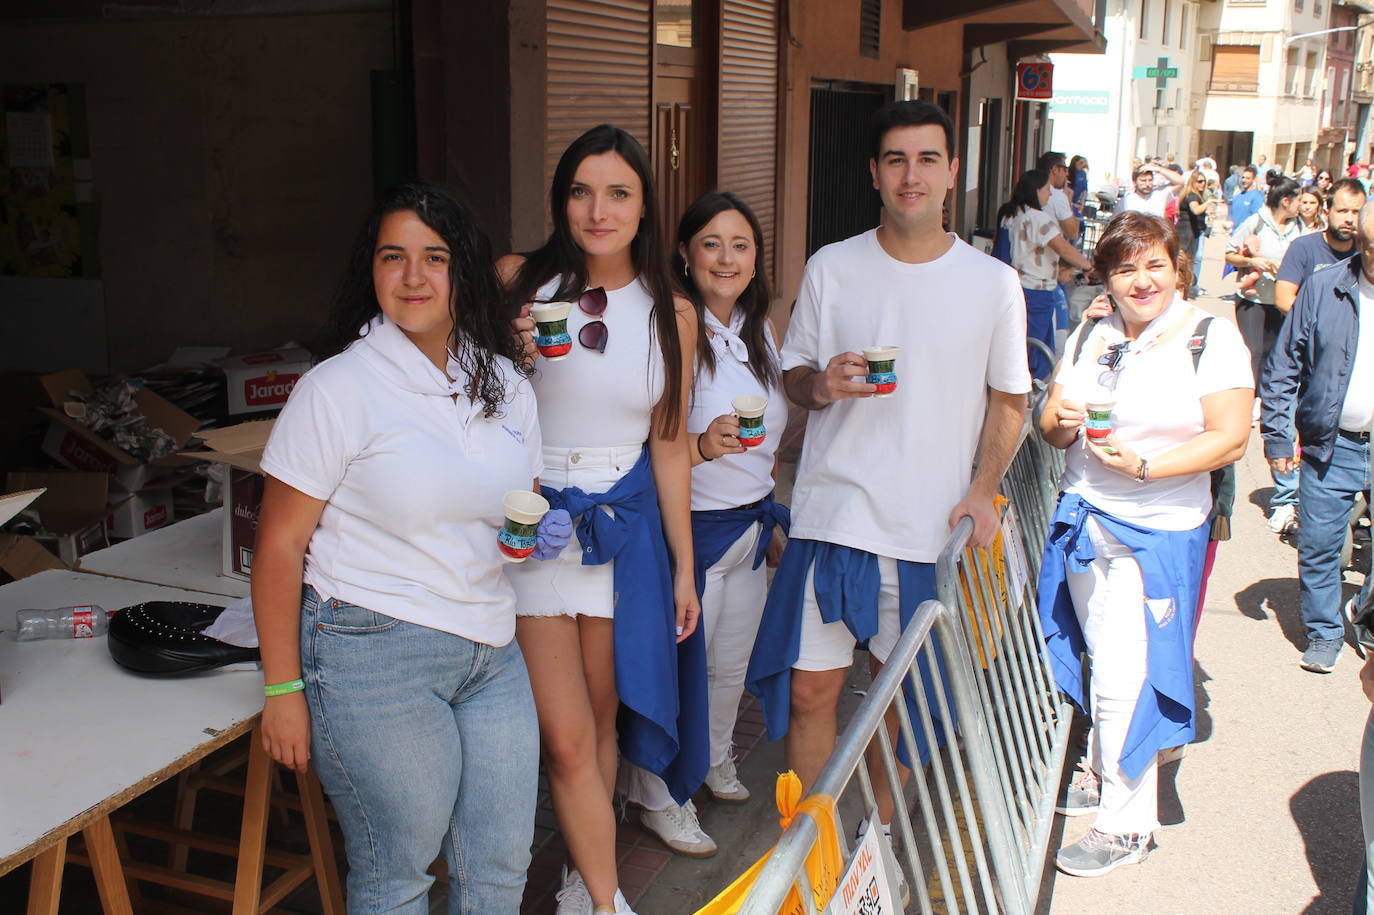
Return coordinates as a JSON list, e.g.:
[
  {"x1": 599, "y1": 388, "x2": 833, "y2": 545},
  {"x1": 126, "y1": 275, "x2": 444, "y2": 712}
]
[
  {"x1": 1037, "y1": 493, "x2": 1207, "y2": 780},
  {"x1": 867, "y1": 371, "x2": 897, "y2": 385},
  {"x1": 689, "y1": 493, "x2": 790, "y2": 598},
  {"x1": 539, "y1": 446, "x2": 708, "y2": 805},
  {"x1": 534, "y1": 331, "x2": 572, "y2": 347},
  {"x1": 498, "y1": 530, "x2": 537, "y2": 551},
  {"x1": 744, "y1": 539, "x2": 954, "y2": 768}
]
